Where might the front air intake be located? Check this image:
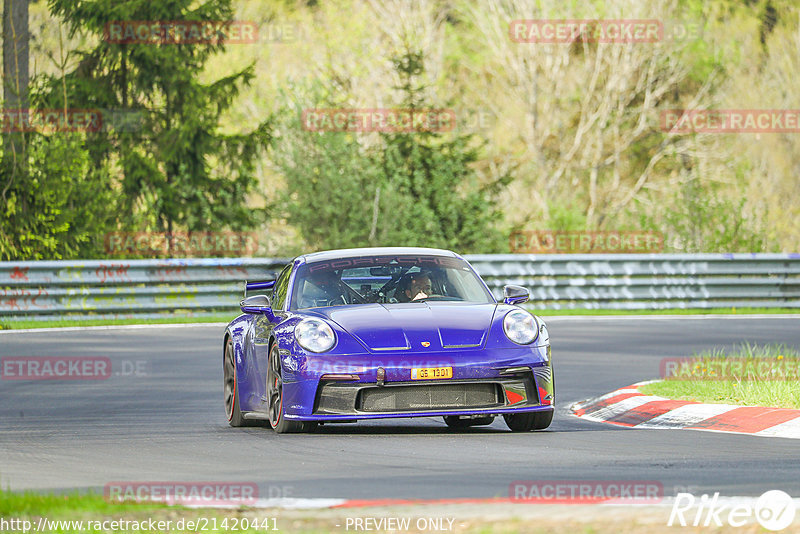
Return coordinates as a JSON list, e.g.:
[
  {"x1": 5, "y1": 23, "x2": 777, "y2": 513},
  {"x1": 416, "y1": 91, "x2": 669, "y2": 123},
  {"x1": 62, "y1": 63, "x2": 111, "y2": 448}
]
[{"x1": 358, "y1": 383, "x2": 502, "y2": 412}]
